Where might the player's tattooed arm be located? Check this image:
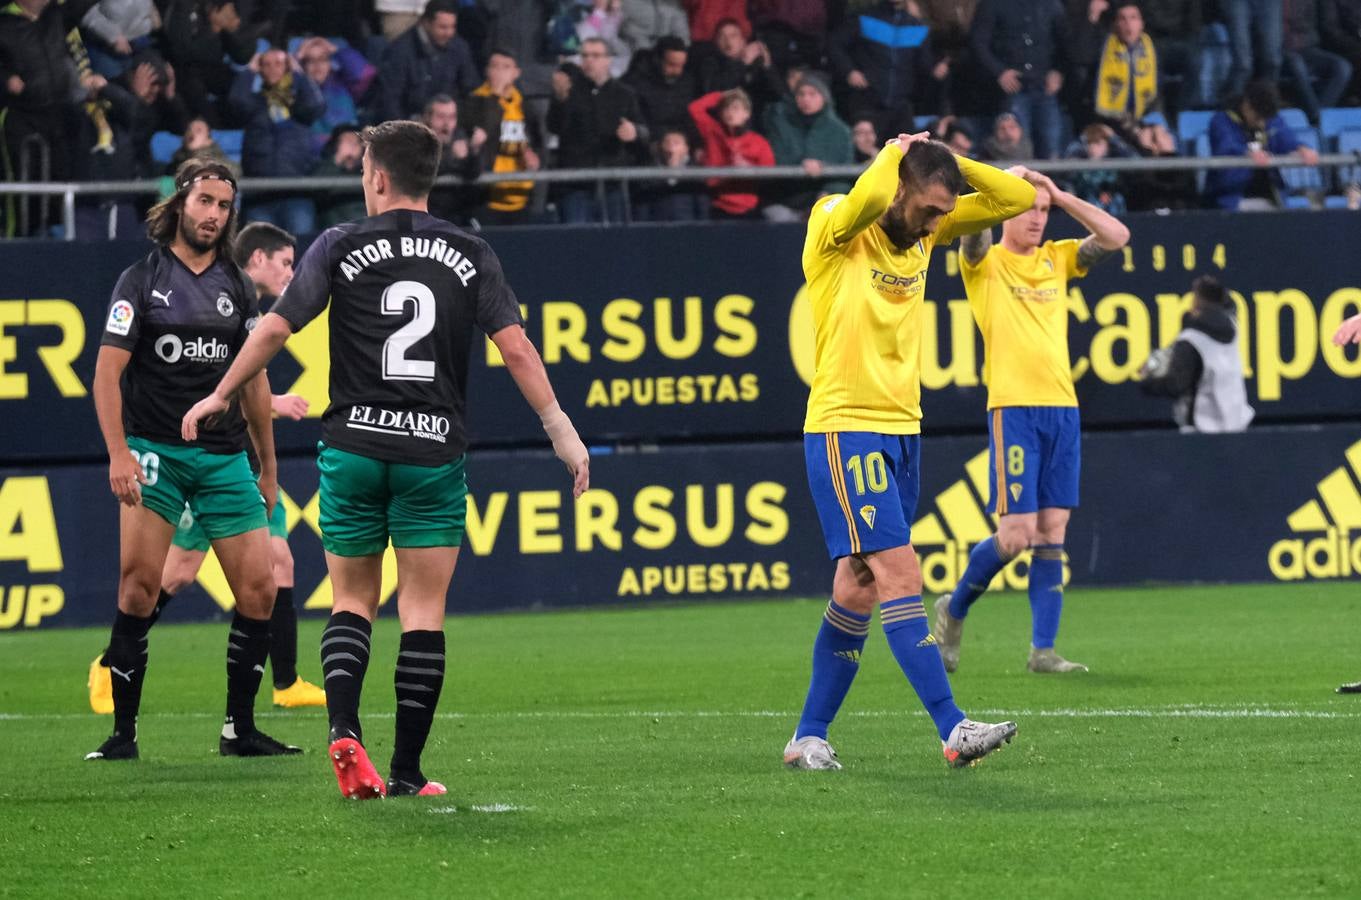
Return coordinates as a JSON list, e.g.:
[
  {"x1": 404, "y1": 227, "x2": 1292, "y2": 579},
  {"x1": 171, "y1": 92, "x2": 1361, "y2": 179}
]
[
  {"x1": 961, "y1": 228, "x2": 993, "y2": 265},
  {"x1": 1077, "y1": 235, "x2": 1118, "y2": 269}
]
